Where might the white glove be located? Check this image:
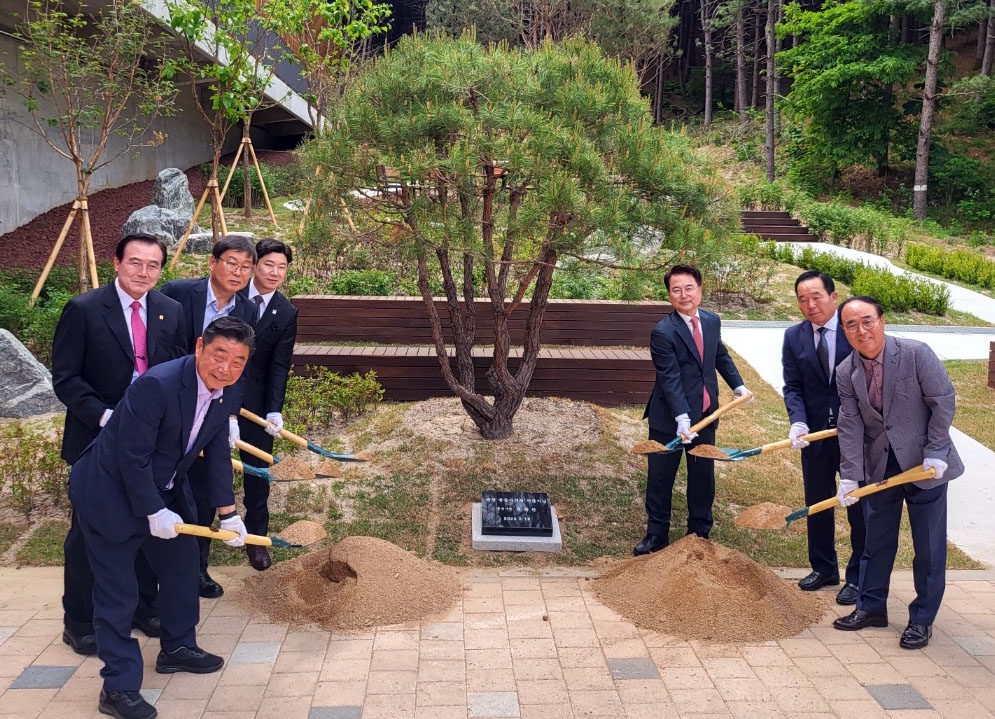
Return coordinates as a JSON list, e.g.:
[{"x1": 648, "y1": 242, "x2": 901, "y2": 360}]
[
  {"x1": 923, "y1": 458, "x2": 947, "y2": 479},
  {"x1": 228, "y1": 415, "x2": 240, "y2": 449},
  {"x1": 219, "y1": 514, "x2": 248, "y2": 547},
  {"x1": 789, "y1": 422, "x2": 810, "y2": 450},
  {"x1": 99, "y1": 409, "x2": 113, "y2": 427},
  {"x1": 675, "y1": 414, "x2": 698, "y2": 445},
  {"x1": 733, "y1": 385, "x2": 754, "y2": 403},
  {"x1": 148, "y1": 507, "x2": 183, "y2": 539},
  {"x1": 265, "y1": 412, "x2": 284, "y2": 437},
  {"x1": 837, "y1": 478, "x2": 860, "y2": 507}
]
